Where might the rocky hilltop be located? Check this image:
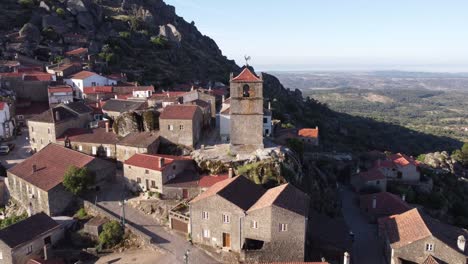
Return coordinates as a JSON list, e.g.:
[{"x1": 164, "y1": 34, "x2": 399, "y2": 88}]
[{"x1": 0, "y1": 0, "x2": 238, "y2": 84}]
